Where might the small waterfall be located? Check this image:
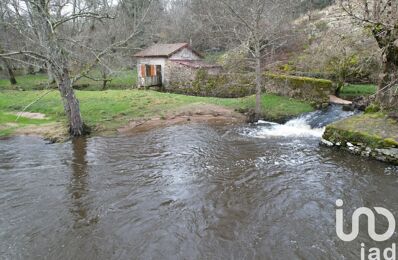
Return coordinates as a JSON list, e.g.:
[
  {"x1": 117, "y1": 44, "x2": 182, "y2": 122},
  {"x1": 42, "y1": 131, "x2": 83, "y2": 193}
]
[{"x1": 243, "y1": 105, "x2": 357, "y2": 139}]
